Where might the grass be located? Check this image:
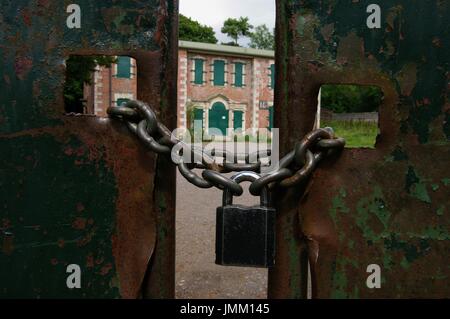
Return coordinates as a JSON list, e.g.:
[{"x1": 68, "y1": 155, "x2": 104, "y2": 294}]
[
  {"x1": 185, "y1": 121, "x2": 378, "y2": 148},
  {"x1": 322, "y1": 120, "x2": 379, "y2": 148}
]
